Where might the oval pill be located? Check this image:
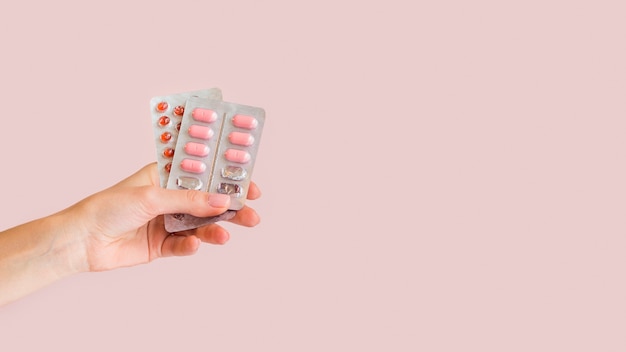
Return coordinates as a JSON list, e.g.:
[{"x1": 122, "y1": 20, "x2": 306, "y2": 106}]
[
  {"x1": 192, "y1": 108, "x2": 218, "y2": 123},
  {"x1": 232, "y1": 114, "x2": 258, "y2": 129},
  {"x1": 180, "y1": 159, "x2": 206, "y2": 173},
  {"x1": 224, "y1": 149, "x2": 251, "y2": 163},
  {"x1": 184, "y1": 142, "x2": 210, "y2": 157},
  {"x1": 187, "y1": 125, "x2": 214, "y2": 139},
  {"x1": 228, "y1": 132, "x2": 255, "y2": 146}
]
